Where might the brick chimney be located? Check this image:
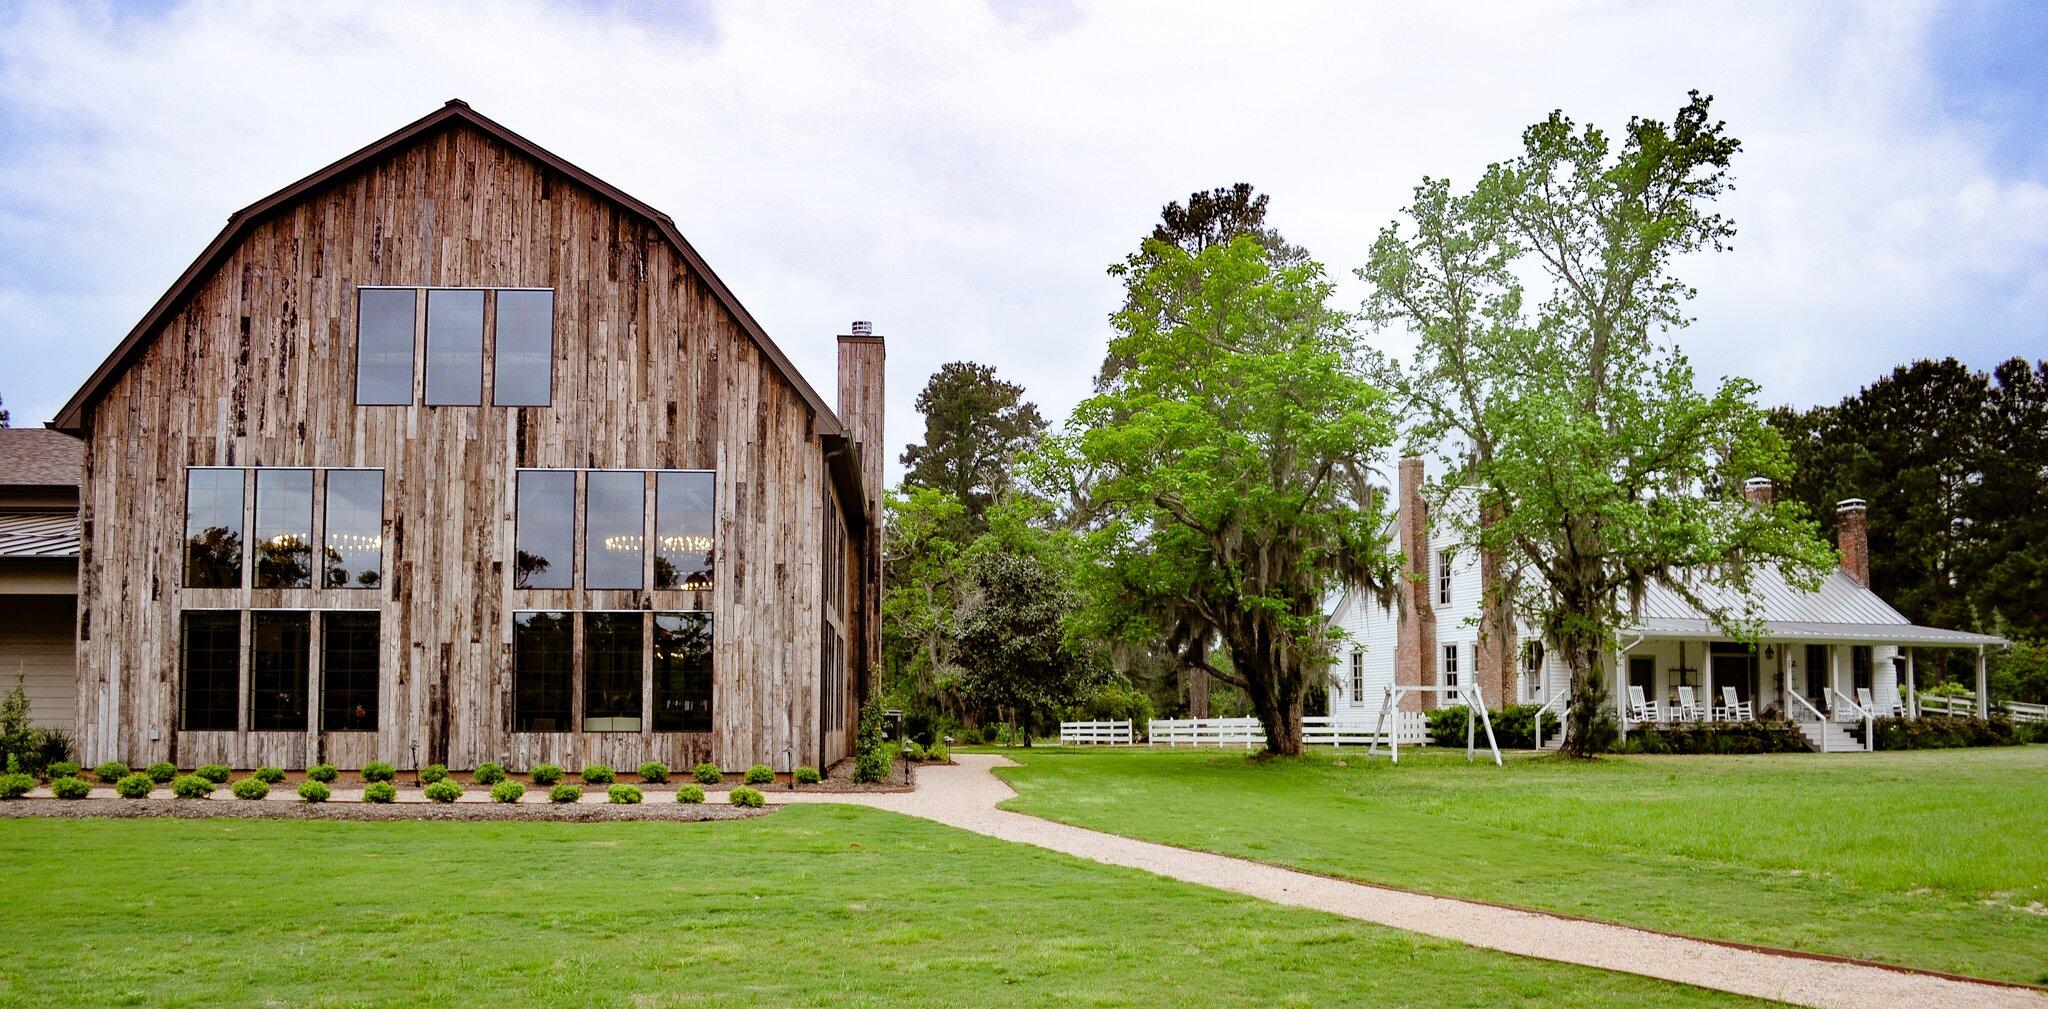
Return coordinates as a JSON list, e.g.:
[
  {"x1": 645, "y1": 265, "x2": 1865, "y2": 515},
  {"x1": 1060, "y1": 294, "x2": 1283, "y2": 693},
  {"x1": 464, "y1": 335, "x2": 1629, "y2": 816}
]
[
  {"x1": 838, "y1": 323, "x2": 886, "y2": 697},
  {"x1": 1395, "y1": 458, "x2": 1437, "y2": 712},
  {"x1": 1836, "y1": 498, "x2": 1868, "y2": 587},
  {"x1": 1743, "y1": 477, "x2": 1773, "y2": 506}
]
